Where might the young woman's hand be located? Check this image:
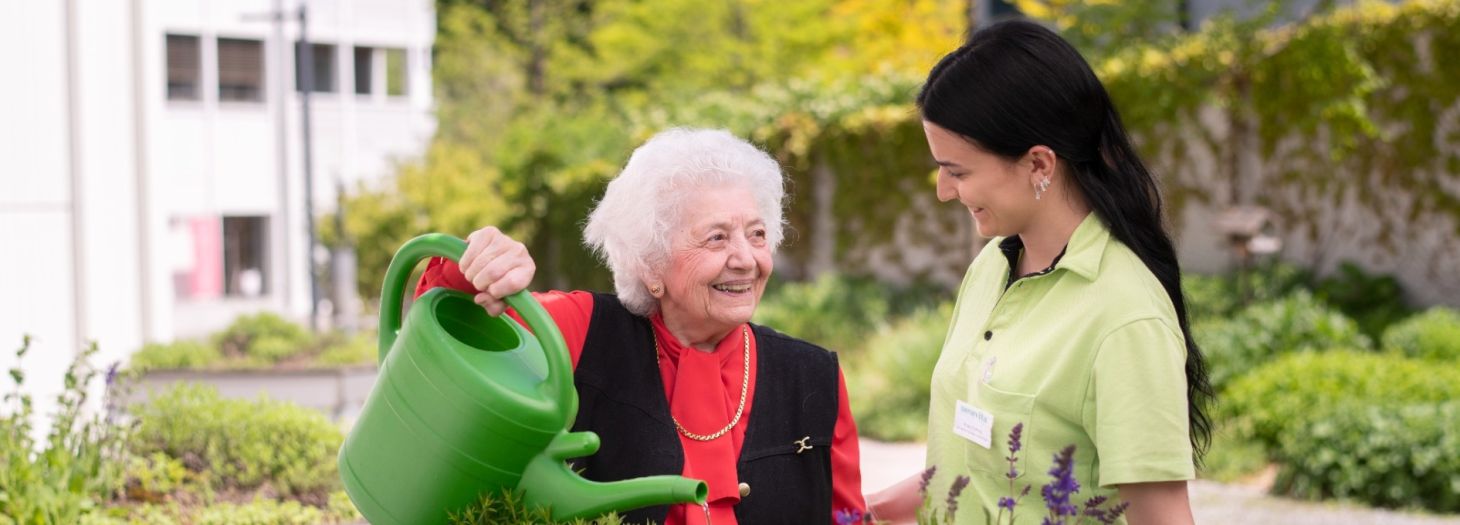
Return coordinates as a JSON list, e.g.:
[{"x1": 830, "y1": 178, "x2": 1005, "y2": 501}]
[{"x1": 865, "y1": 473, "x2": 927, "y2": 524}]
